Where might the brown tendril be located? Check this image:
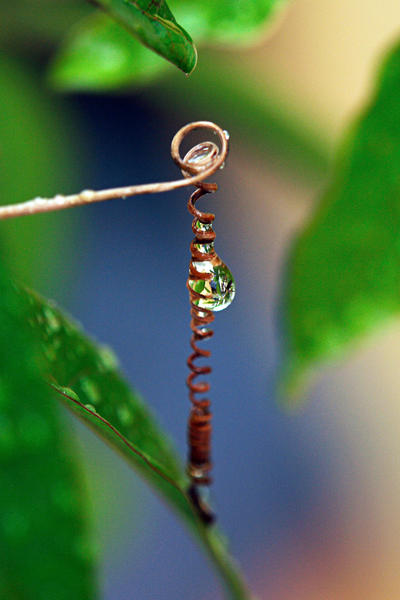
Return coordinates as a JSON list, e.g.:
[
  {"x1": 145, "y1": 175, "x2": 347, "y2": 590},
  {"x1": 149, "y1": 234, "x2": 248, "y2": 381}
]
[{"x1": 171, "y1": 121, "x2": 229, "y2": 525}]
